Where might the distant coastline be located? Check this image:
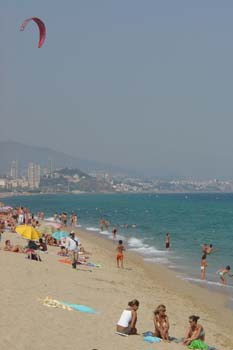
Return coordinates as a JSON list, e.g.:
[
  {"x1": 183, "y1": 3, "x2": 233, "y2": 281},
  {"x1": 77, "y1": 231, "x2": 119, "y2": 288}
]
[{"x1": 2, "y1": 190, "x2": 233, "y2": 201}]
